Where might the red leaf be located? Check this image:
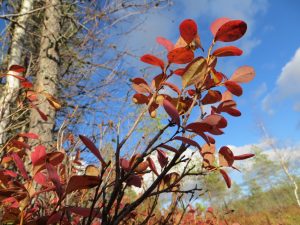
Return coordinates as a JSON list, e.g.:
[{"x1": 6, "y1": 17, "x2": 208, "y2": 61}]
[
  {"x1": 157, "y1": 149, "x2": 168, "y2": 168},
  {"x1": 31, "y1": 145, "x2": 47, "y2": 166},
  {"x1": 47, "y1": 211, "x2": 64, "y2": 225},
  {"x1": 10, "y1": 140, "x2": 30, "y2": 149},
  {"x1": 230, "y1": 66, "x2": 255, "y2": 83},
  {"x1": 131, "y1": 78, "x2": 151, "y2": 94},
  {"x1": 225, "y1": 81, "x2": 243, "y2": 96},
  {"x1": 160, "y1": 144, "x2": 179, "y2": 154},
  {"x1": 21, "y1": 80, "x2": 33, "y2": 88},
  {"x1": 132, "y1": 93, "x2": 149, "y2": 104},
  {"x1": 120, "y1": 158, "x2": 130, "y2": 172},
  {"x1": 220, "y1": 169, "x2": 231, "y2": 188},
  {"x1": 156, "y1": 36, "x2": 174, "y2": 52},
  {"x1": 162, "y1": 82, "x2": 181, "y2": 95},
  {"x1": 46, "y1": 163, "x2": 63, "y2": 198},
  {"x1": 201, "y1": 90, "x2": 222, "y2": 105},
  {"x1": 34, "y1": 172, "x2": 49, "y2": 186},
  {"x1": 234, "y1": 153, "x2": 255, "y2": 160},
  {"x1": 173, "y1": 136, "x2": 201, "y2": 151},
  {"x1": 140, "y1": 54, "x2": 164, "y2": 70},
  {"x1": 147, "y1": 157, "x2": 159, "y2": 176},
  {"x1": 9, "y1": 65, "x2": 26, "y2": 73},
  {"x1": 219, "y1": 146, "x2": 234, "y2": 167},
  {"x1": 126, "y1": 174, "x2": 142, "y2": 188},
  {"x1": 67, "y1": 206, "x2": 102, "y2": 218},
  {"x1": 11, "y1": 152, "x2": 28, "y2": 180},
  {"x1": 3, "y1": 170, "x2": 17, "y2": 178},
  {"x1": 210, "y1": 17, "x2": 231, "y2": 36},
  {"x1": 34, "y1": 106, "x2": 48, "y2": 121},
  {"x1": 18, "y1": 132, "x2": 39, "y2": 139},
  {"x1": 179, "y1": 19, "x2": 198, "y2": 44},
  {"x1": 66, "y1": 175, "x2": 100, "y2": 194},
  {"x1": 79, "y1": 135, "x2": 107, "y2": 167},
  {"x1": 212, "y1": 46, "x2": 243, "y2": 57},
  {"x1": 163, "y1": 99, "x2": 180, "y2": 125},
  {"x1": 167, "y1": 47, "x2": 194, "y2": 64},
  {"x1": 173, "y1": 68, "x2": 185, "y2": 76},
  {"x1": 47, "y1": 151, "x2": 65, "y2": 166},
  {"x1": 215, "y1": 20, "x2": 247, "y2": 42},
  {"x1": 224, "y1": 107, "x2": 241, "y2": 117}
]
